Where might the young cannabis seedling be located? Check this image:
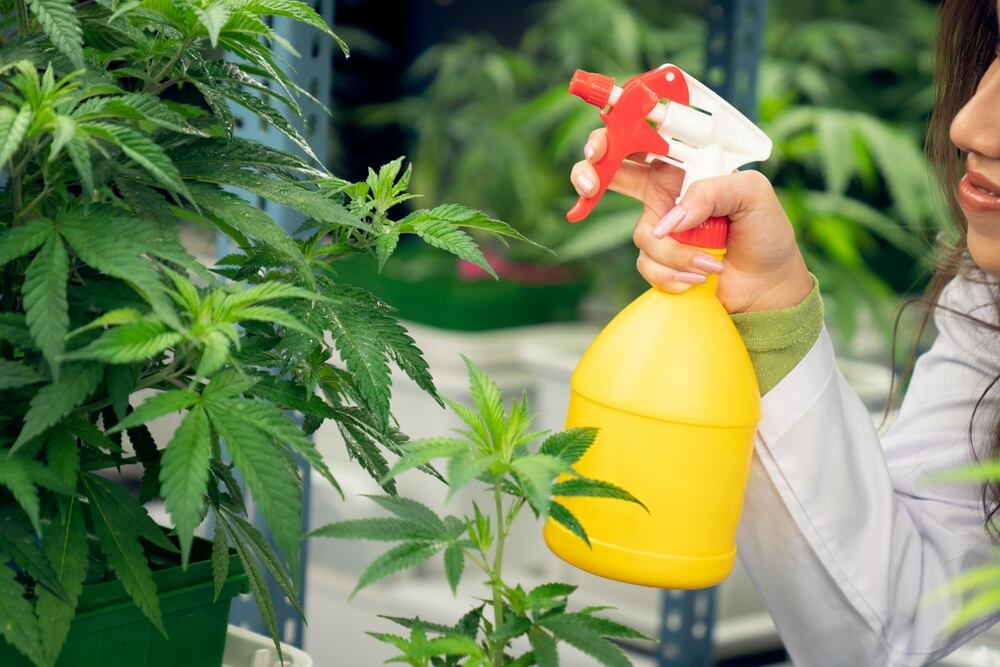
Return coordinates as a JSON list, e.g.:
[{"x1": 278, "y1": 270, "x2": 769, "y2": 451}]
[{"x1": 311, "y1": 359, "x2": 654, "y2": 666}]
